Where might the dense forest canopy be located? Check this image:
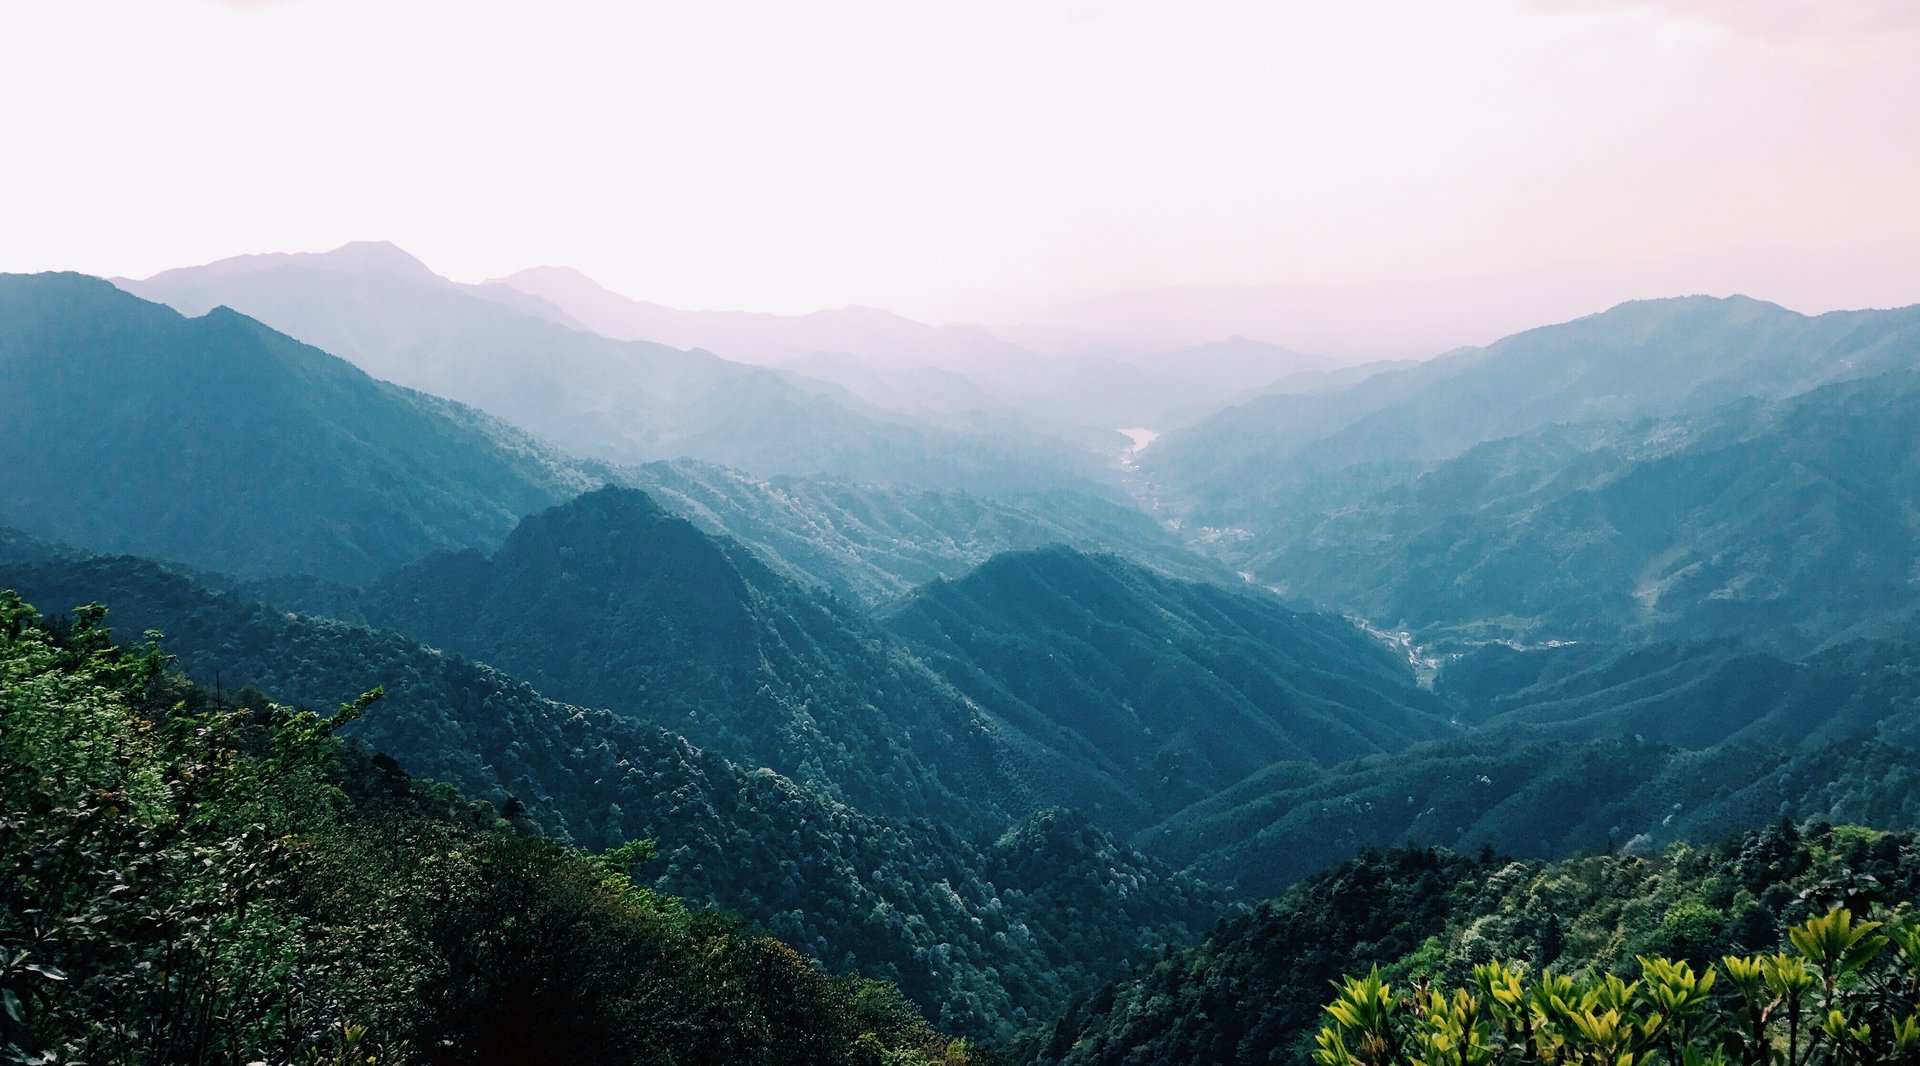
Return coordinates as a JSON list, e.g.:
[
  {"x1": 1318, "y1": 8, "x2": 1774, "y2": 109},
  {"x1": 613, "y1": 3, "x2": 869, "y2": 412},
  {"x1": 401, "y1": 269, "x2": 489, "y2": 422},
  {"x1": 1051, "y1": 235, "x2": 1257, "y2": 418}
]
[{"x1": 0, "y1": 591, "x2": 983, "y2": 1065}]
